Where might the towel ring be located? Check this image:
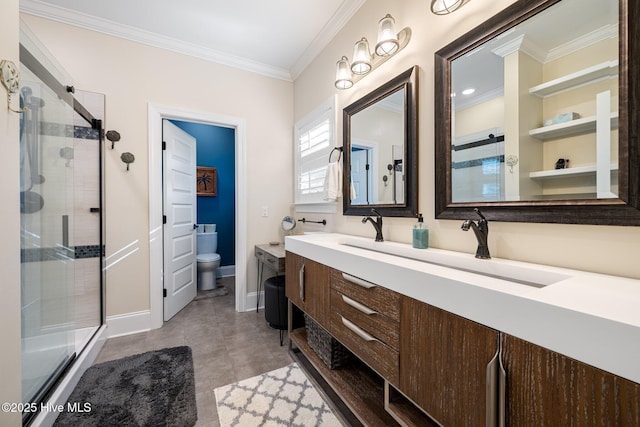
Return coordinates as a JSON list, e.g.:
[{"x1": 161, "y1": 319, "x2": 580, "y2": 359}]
[{"x1": 329, "y1": 146, "x2": 343, "y2": 163}]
